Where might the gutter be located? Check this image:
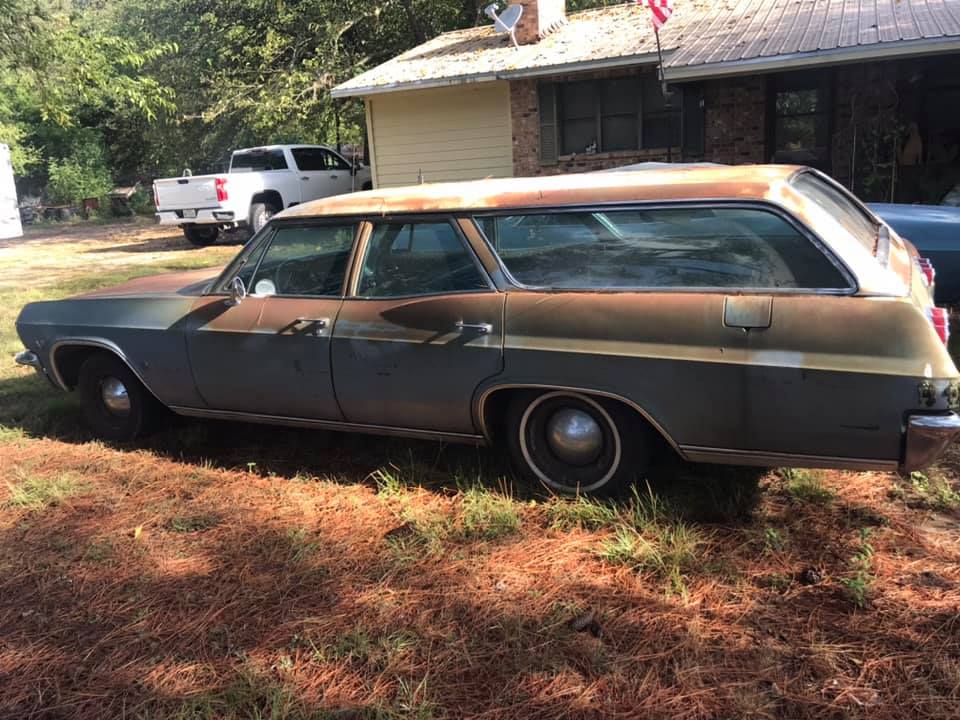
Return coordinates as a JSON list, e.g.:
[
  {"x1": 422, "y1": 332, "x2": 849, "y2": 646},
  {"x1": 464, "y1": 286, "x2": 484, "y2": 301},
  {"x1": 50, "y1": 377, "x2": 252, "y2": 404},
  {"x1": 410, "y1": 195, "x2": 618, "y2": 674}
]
[
  {"x1": 663, "y1": 35, "x2": 960, "y2": 81},
  {"x1": 331, "y1": 50, "x2": 666, "y2": 99}
]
